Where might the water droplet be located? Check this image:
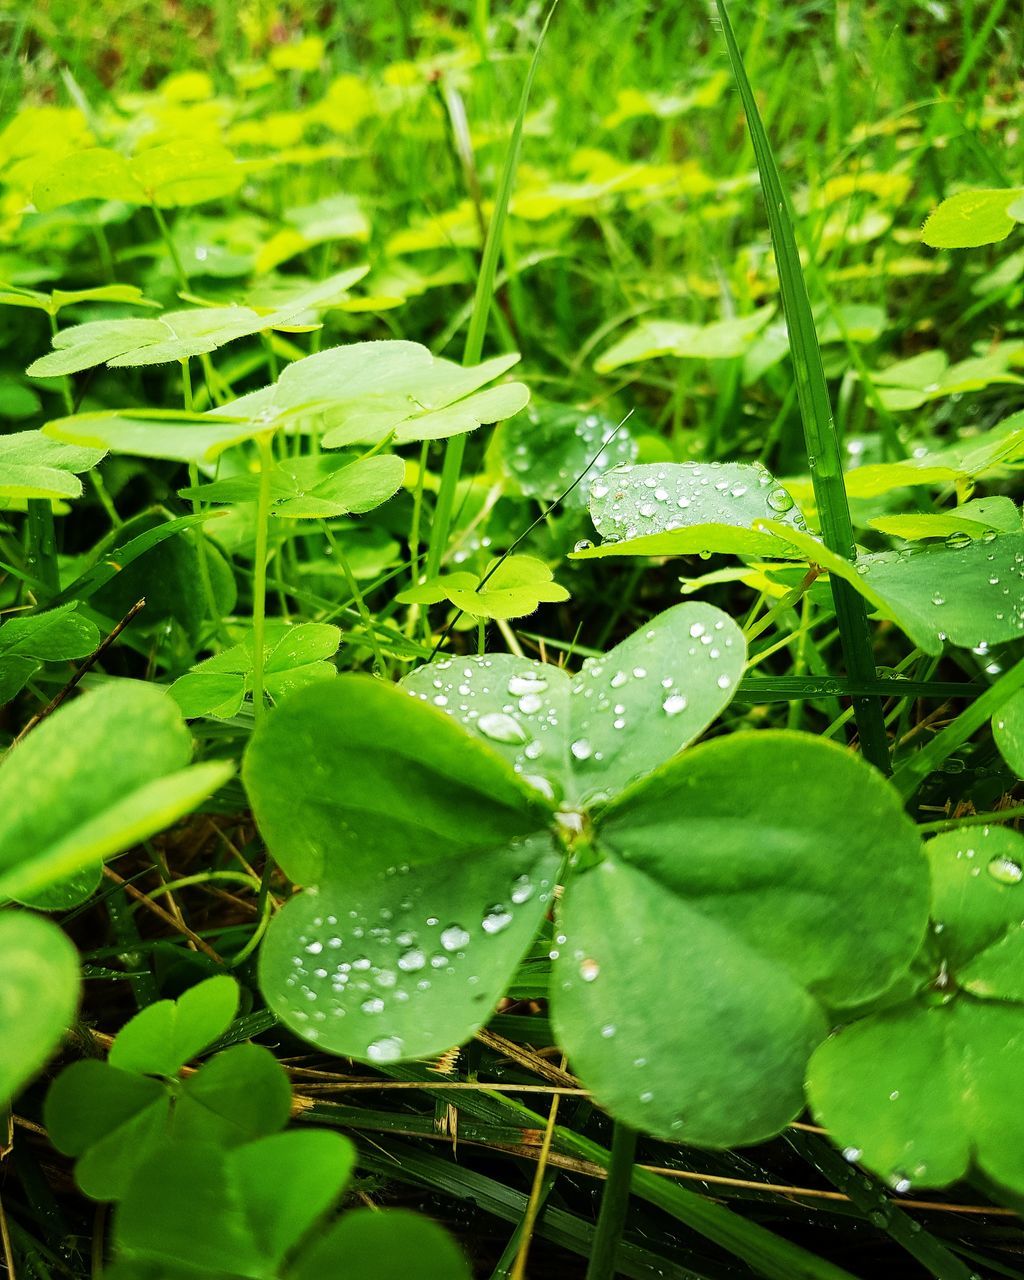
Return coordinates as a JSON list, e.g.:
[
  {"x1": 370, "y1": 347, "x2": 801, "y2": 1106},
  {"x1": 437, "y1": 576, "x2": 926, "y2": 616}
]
[
  {"x1": 689, "y1": 622, "x2": 706, "y2": 638},
  {"x1": 842, "y1": 1147, "x2": 862, "y2": 1163},
  {"x1": 367, "y1": 1036, "x2": 404, "y2": 1062},
  {"x1": 478, "y1": 712, "x2": 527, "y2": 744},
  {"x1": 398, "y1": 948, "x2": 426, "y2": 972},
  {"x1": 987, "y1": 856, "x2": 1023, "y2": 885},
  {"x1": 716, "y1": 674, "x2": 731, "y2": 689},
  {"x1": 663, "y1": 694, "x2": 688, "y2": 715},
  {"x1": 579, "y1": 957, "x2": 600, "y2": 982},
  {"x1": 945, "y1": 531, "x2": 972, "y2": 549},
  {"x1": 573, "y1": 539, "x2": 594, "y2": 553},
  {"x1": 571, "y1": 738, "x2": 593, "y2": 760},
  {"x1": 600, "y1": 1023, "x2": 616, "y2": 1038},
  {"x1": 440, "y1": 925, "x2": 471, "y2": 952},
  {"x1": 361, "y1": 997, "x2": 385, "y2": 1015},
  {"x1": 511, "y1": 874, "x2": 534, "y2": 904},
  {"x1": 508, "y1": 674, "x2": 548, "y2": 696},
  {"x1": 767, "y1": 488, "x2": 794, "y2": 513},
  {"x1": 482, "y1": 905, "x2": 514, "y2": 934}
]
